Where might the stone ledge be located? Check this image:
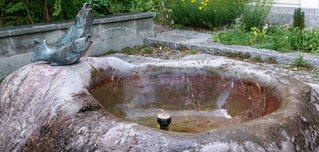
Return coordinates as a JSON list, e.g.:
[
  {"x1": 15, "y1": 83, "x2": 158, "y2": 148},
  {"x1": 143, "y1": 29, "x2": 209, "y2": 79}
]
[
  {"x1": 0, "y1": 12, "x2": 155, "y2": 38},
  {"x1": 145, "y1": 38, "x2": 319, "y2": 68},
  {"x1": 0, "y1": 12, "x2": 154, "y2": 79},
  {"x1": 145, "y1": 26, "x2": 319, "y2": 68}
]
